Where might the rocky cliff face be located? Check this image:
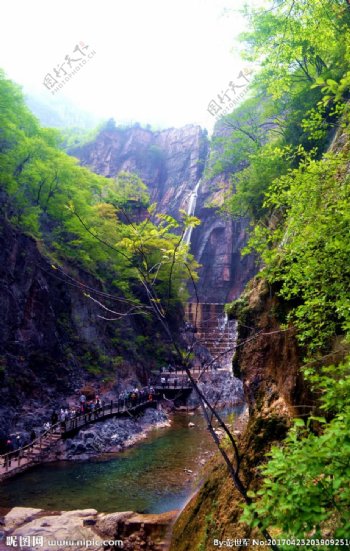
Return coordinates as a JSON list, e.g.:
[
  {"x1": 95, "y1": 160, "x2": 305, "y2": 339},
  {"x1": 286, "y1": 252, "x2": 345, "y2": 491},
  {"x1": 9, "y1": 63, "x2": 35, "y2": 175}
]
[
  {"x1": 170, "y1": 279, "x2": 307, "y2": 550},
  {"x1": 0, "y1": 219, "x2": 150, "y2": 441},
  {"x1": 190, "y1": 175, "x2": 256, "y2": 302},
  {"x1": 71, "y1": 125, "x2": 207, "y2": 216},
  {"x1": 71, "y1": 124, "x2": 256, "y2": 303}
]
